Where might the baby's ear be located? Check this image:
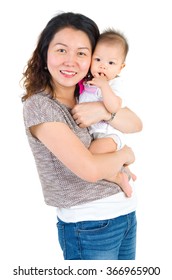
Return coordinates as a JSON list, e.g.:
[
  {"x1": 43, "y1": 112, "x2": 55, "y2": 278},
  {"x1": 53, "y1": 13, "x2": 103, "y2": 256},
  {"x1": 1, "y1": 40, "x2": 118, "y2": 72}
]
[
  {"x1": 121, "y1": 63, "x2": 126, "y2": 70},
  {"x1": 117, "y1": 63, "x2": 126, "y2": 75}
]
